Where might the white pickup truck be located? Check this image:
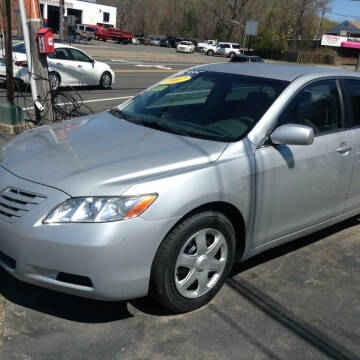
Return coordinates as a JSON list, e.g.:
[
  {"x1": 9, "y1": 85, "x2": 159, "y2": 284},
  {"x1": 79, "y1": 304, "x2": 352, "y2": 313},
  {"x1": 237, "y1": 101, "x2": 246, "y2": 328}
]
[{"x1": 197, "y1": 40, "x2": 217, "y2": 52}]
